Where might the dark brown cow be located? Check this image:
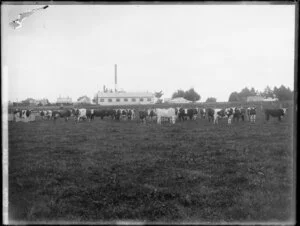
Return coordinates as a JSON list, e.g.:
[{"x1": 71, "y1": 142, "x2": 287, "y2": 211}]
[
  {"x1": 139, "y1": 110, "x2": 148, "y2": 123},
  {"x1": 265, "y1": 108, "x2": 287, "y2": 121},
  {"x1": 53, "y1": 109, "x2": 72, "y2": 122}
]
